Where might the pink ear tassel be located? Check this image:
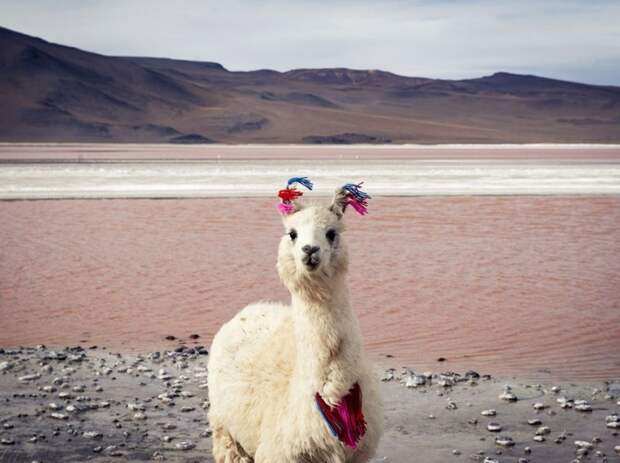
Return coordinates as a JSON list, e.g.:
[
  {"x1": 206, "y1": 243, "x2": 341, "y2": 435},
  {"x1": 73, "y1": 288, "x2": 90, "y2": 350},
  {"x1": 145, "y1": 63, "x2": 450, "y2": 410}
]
[
  {"x1": 347, "y1": 197, "x2": 368, "y2": 215},
  {"x1": 277, "y1": 202, "x2": 295, "y2": 215}
]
